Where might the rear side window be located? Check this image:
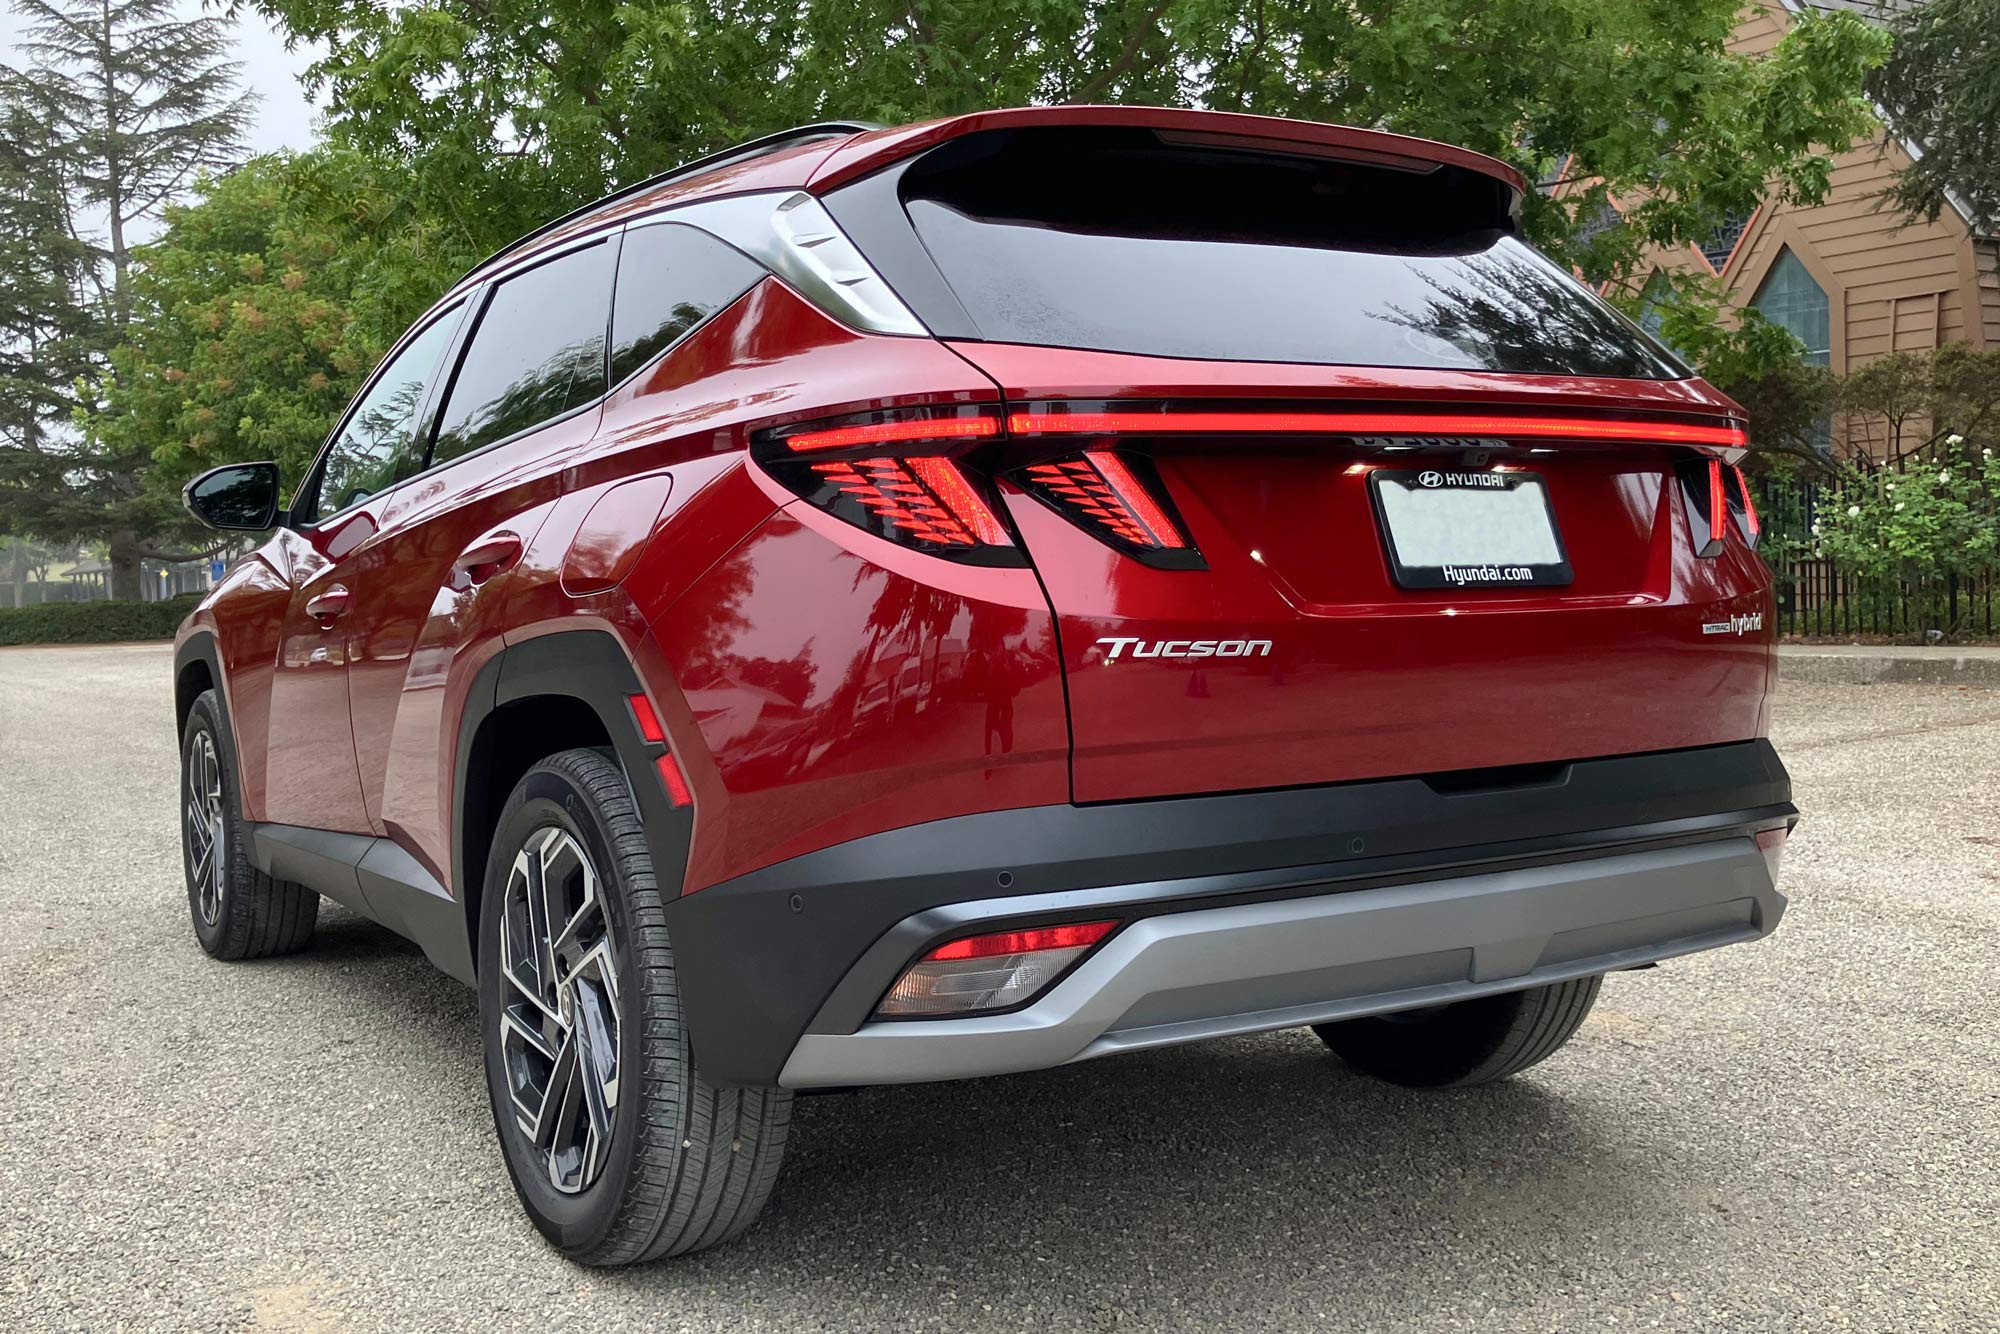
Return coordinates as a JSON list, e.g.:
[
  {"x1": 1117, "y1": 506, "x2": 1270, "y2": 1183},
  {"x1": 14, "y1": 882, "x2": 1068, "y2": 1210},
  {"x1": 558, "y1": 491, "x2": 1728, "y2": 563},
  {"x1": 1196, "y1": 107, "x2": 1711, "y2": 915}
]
[
  {"x1": 431, "y1": 241, "x2": 616, "y2": 463},
  {"x1": 610, "y1": 222, "x2": 764, "y2": 384},
  {"x1": 897, "y1": 130, "x2": 1685, "y2": 379}
]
